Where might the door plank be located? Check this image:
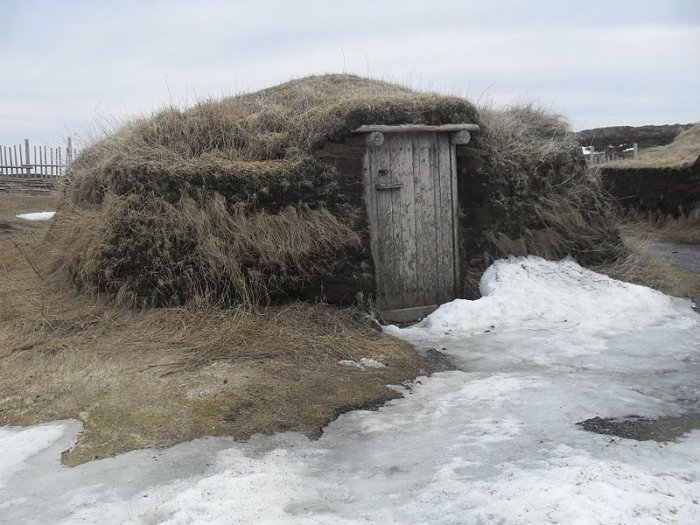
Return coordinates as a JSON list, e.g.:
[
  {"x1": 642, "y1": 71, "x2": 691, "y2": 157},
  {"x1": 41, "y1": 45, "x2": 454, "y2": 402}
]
[
  {"x1": 362, "y1": 148, "x2": 380, "y2": 297},
  {"x1": 392, "y1": 133, "x2": 418, "y2": 307},
  {"x1": 415, "y1": 133, "x2": 439, "y2": 306},
  {"x1": 450, "y1": 143, "x2": 461, "y2": 294},
  {"x1": 372, "y1": 139, "x2": 397, "y2": 309},
  {"x1": 436, "y1": 133, "x2": 456, "y2": 303},
  {"x1": 388, "y1": 135, "x2": 405, "y2": 309}
]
